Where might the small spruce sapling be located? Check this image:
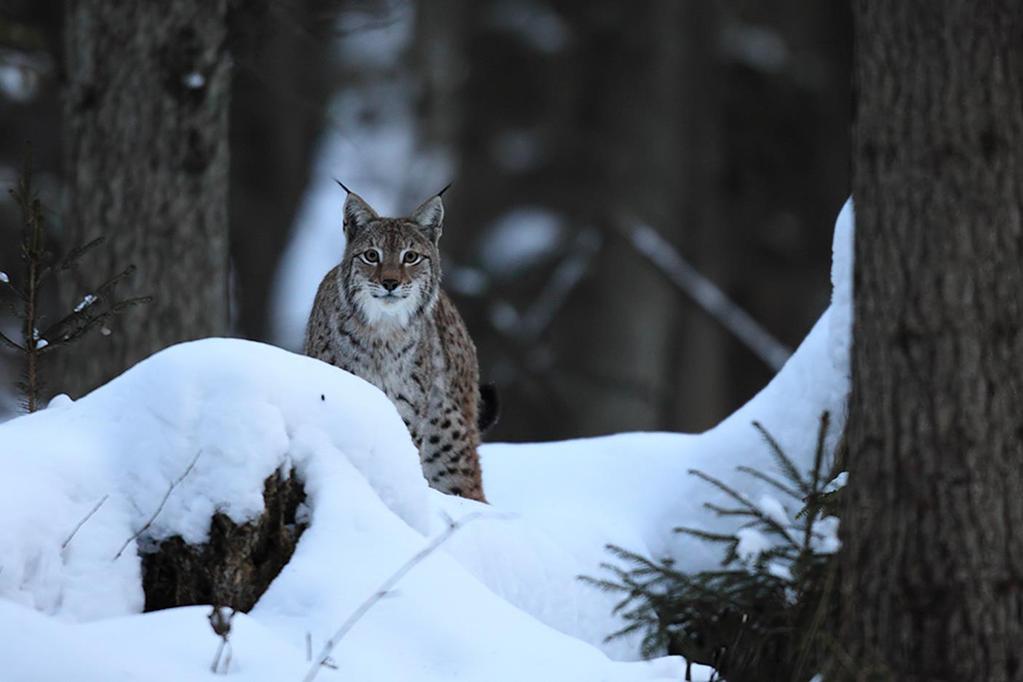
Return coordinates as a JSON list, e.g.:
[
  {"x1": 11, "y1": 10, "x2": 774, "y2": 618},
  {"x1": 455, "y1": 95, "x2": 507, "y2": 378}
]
[
  {"x1": 0, "y1": 149, "x2": 151, "y2": 411},
  {"x1": 581, "y1": 412, "x2": 845, "y2": 682}
]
